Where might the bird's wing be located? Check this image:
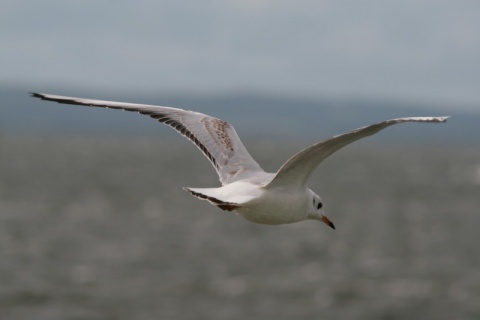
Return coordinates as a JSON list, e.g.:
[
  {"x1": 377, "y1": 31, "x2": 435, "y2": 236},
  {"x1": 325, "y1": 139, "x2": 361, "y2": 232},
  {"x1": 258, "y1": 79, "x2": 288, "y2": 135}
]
[
  {"x1": 266, "y1": 116, "x2": 450, "y2": 189},
  {"x1": 31, "y1": 93, "x2": 264, "y2": 185}
]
